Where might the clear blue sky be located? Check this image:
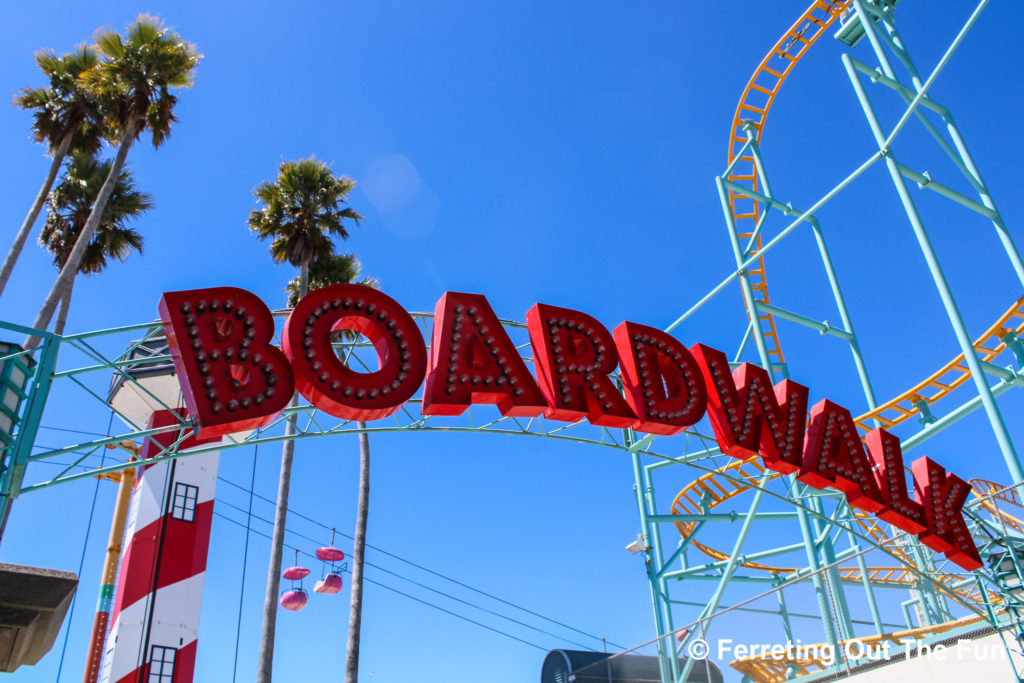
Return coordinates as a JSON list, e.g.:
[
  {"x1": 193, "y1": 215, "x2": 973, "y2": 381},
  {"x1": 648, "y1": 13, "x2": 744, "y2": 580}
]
[{"x1": 1, "y1": 1, "x2": 1023, "y2": 682}]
